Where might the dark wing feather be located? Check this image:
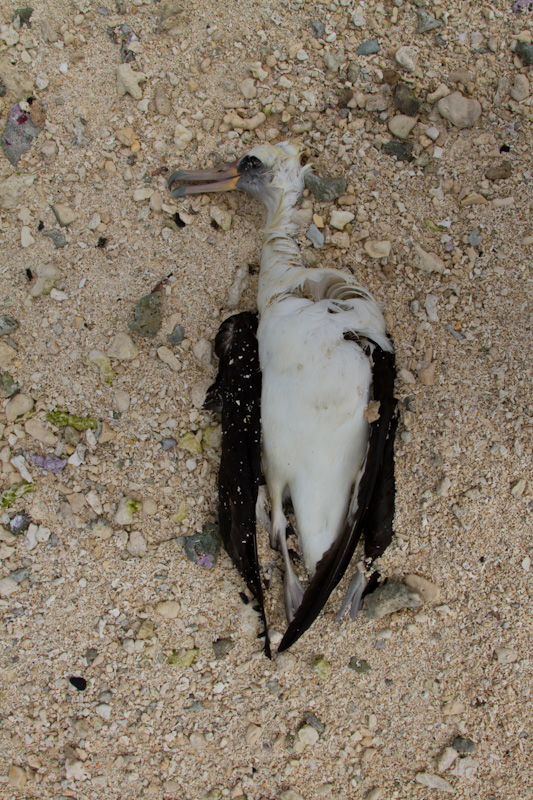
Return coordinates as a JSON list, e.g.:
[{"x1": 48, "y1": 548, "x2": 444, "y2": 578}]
[
  {"x1": 204, "y1": 312, "x2": 270, "y2": 657},
  {"x1": 278, "y1": 345, "x2": 397, "y2": 652}
]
